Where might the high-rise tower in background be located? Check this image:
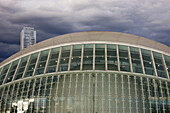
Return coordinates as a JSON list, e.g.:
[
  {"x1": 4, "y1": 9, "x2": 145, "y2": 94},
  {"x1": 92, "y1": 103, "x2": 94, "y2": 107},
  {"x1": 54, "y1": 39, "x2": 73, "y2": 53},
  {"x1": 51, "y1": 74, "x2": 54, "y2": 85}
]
[{"x1": 20, "y1": 27, "x2": 36, "y2": 50}]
